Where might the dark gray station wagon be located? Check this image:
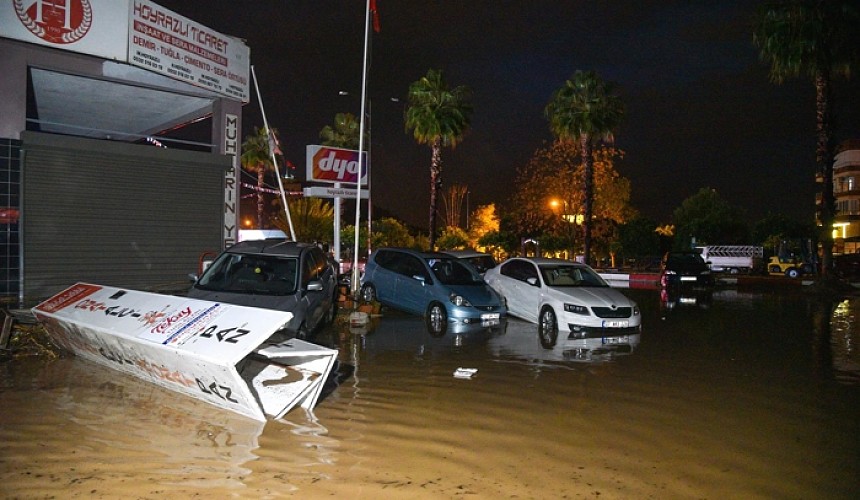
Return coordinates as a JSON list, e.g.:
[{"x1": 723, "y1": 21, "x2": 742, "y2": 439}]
[{"x1": 188, "y1": 239, "x2": 338, "y2": 338}]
